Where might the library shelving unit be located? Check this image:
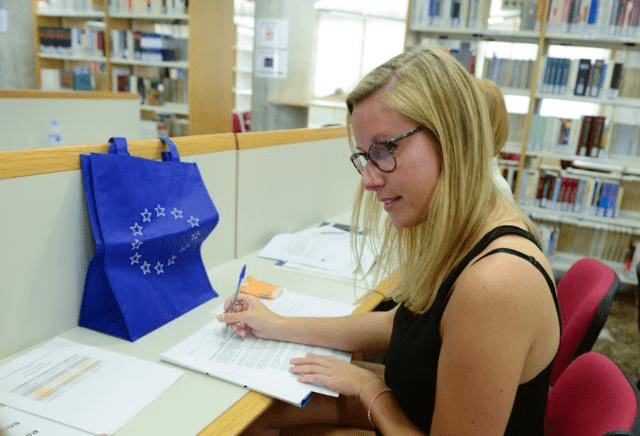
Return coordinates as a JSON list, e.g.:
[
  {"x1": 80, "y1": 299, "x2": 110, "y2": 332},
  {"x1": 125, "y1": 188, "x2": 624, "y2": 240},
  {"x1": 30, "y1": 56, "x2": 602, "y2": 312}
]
[
  {"x1": 404, "y1": 0, "x2": 640, "y2": 284},
  {"x1": 32, "y1": 0, "x2": 234, "y2": 136}
]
